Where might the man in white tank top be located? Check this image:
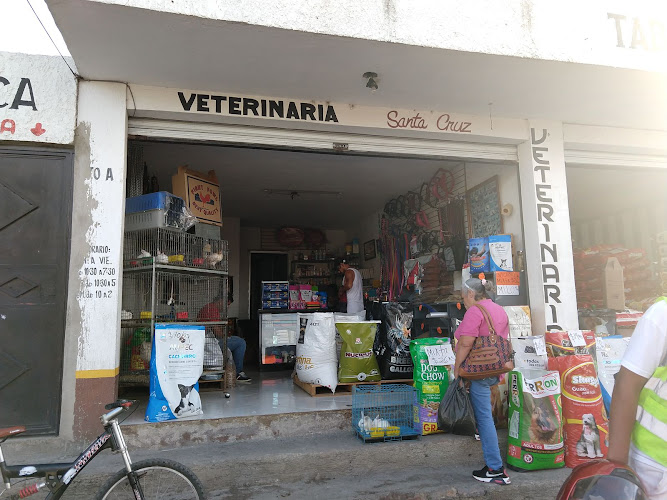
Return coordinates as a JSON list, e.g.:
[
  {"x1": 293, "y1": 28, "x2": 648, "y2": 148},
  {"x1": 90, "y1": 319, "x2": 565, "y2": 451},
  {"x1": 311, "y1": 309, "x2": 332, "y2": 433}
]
[{"x1": 338, "y1": 259, "x2": 364, "y2": 314}]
